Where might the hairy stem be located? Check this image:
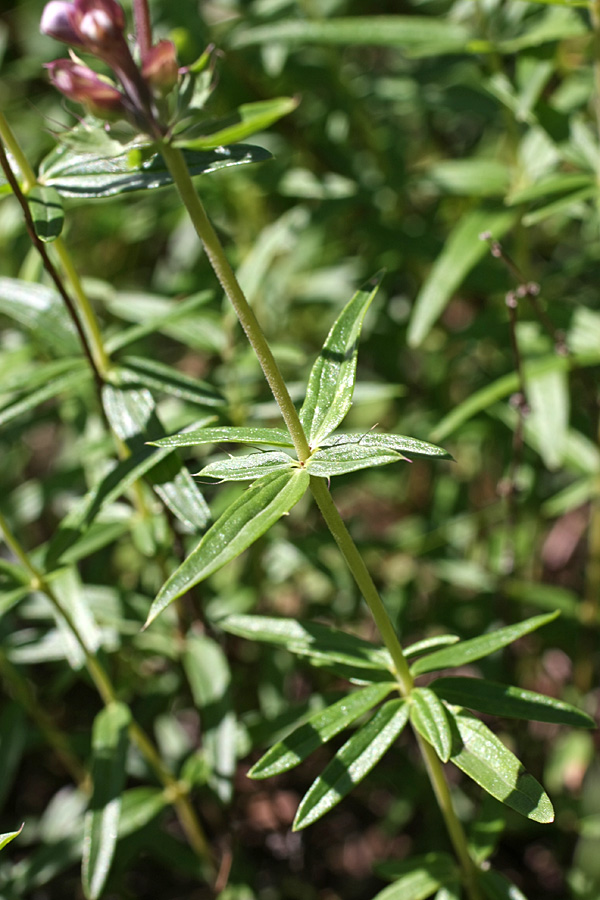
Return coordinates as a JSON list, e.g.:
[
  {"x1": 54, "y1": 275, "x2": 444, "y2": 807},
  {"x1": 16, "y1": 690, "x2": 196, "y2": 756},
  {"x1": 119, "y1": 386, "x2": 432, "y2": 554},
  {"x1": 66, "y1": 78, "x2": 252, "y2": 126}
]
[
  {"x1": 161, "y1": 141, "x2": 480, "y2": 895},
  {"x1": 0, "y1": 511, "x2": 214, "y2": 871}
]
